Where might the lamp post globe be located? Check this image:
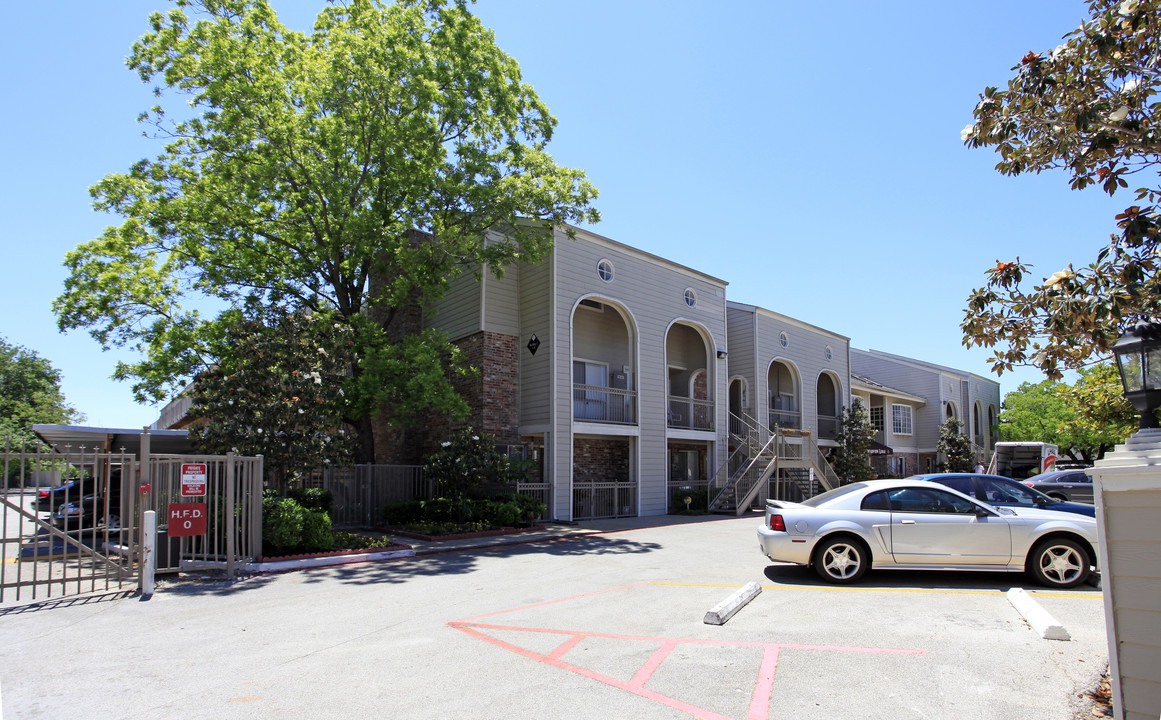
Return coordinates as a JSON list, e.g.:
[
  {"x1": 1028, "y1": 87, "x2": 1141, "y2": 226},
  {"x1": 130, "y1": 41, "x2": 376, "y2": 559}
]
[{"x1": 1112, "y1": 320, "x2": 1161, "y2": 430}]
